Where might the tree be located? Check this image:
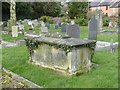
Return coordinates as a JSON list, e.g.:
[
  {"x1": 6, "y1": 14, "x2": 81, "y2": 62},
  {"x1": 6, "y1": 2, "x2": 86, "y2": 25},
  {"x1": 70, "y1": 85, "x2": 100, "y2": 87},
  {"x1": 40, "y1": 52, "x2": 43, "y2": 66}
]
[
  {"x1": 5, "y1": 0, "x2": 16, "y2": 32},
  {"x1": 69, "y1": 2, "x2": 89, "y2": 19}
]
